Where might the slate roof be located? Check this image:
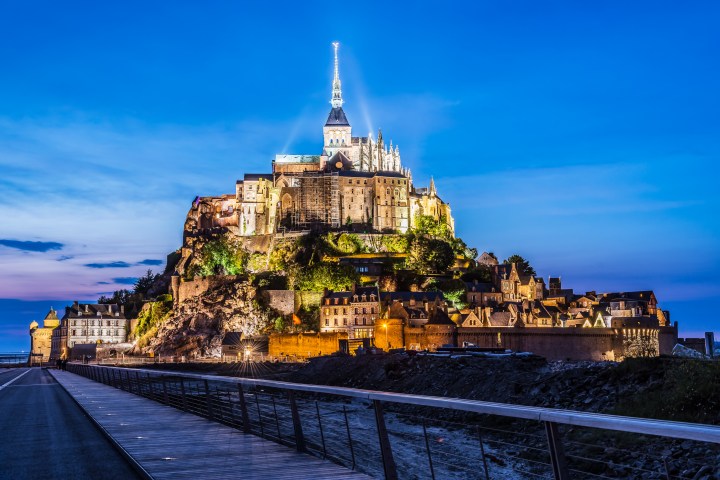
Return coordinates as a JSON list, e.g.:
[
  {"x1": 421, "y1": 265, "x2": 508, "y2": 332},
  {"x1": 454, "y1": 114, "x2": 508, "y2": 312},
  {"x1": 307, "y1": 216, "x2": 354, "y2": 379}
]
[
  {"x1": 465, "y1": 282, "x2": 496, "y2": 293},
  {"x1": 380, "y1": 291, "x2": 445, "y2": 303},
  {"x1": 326, "y1": 286, "x2": 379, "y2": 301},
  {"x1": 64, "y1": 302, "x2": 126, "y2": 319},
  {"x1": 598, "y1": 291, "x2": 655, "y2": 302},
  {"x1": 325, "y1": 107, "x2": 350, "y2": 126},
  {"x1": 427, "y1": 308, "x2": 456, "y2": 326},
  {"x1": 243, "y1": 173, "x2": 273, "y2": 182},
  {"x1": 488, "y1": 312, "x2": 512, "y2": 326}
]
